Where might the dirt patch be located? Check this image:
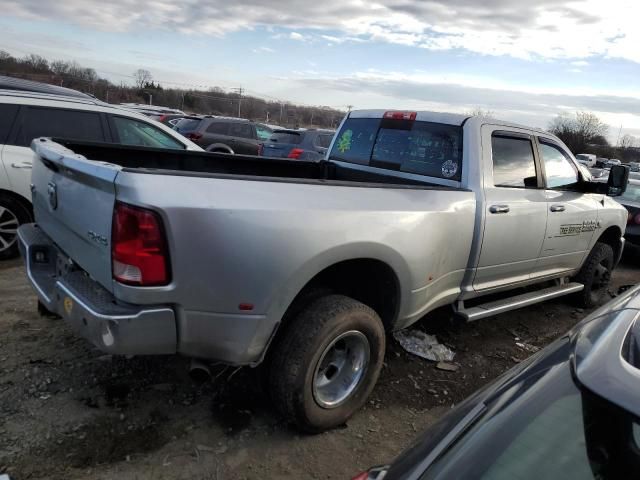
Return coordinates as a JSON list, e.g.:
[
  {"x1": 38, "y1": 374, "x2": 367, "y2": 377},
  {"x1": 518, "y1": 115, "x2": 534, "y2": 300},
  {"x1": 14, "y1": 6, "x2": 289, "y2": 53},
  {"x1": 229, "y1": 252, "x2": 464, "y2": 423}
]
[{"x1": 0, "y1": 251, "x2": 638, "y2": 479}]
